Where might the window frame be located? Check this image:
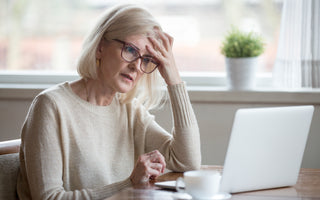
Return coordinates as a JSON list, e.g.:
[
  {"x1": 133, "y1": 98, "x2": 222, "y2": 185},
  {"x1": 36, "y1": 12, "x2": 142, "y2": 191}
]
[
  {"x1": 2, "y1": 72, "x2": 320, "y2": 107},
  {"x1": 0, "y1": 71, "x2": 273, "y2": 89}
]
